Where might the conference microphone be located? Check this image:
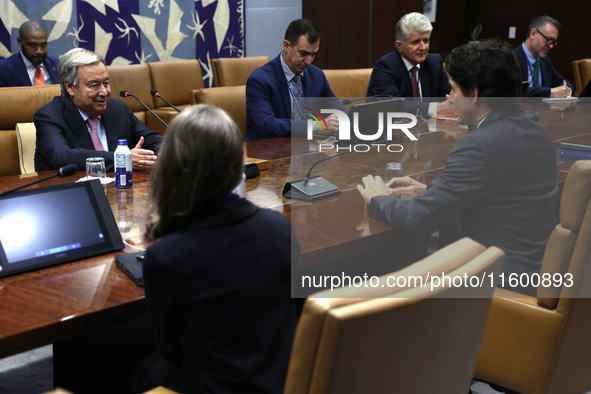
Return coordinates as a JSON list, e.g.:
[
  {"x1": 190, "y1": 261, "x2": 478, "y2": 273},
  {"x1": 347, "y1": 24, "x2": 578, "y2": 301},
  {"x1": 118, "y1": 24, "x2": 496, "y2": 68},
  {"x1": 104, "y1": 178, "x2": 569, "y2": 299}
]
[
  {"x1": 119, "y1": 90, "x2": 168, "y2": 128},
  {"x1": 0, "y1": 164, "x2": 78, "y2": 198},
  {"x1": 342, "y1": 94, "x2": 393, "y2": 105},
  {"x1": 150, "y1": 89, "x2": 181, "y2": 112},
  {"x1": 282, "y1": 151, "x2": 352, "y2": 201}
]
